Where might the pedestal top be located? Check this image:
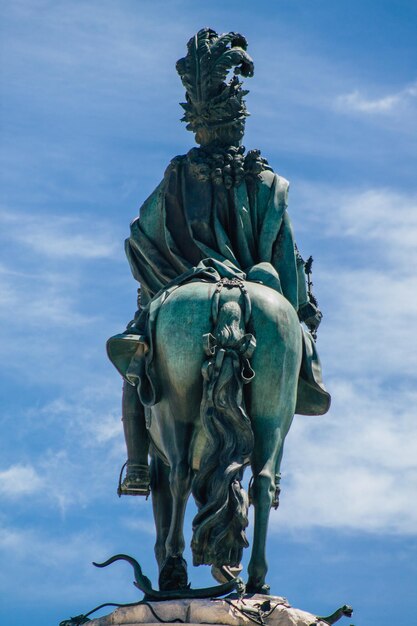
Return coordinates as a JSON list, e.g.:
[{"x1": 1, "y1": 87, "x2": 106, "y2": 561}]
[{"x1": 88, "y1": 594, "x2": 328, "y2": 626}]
